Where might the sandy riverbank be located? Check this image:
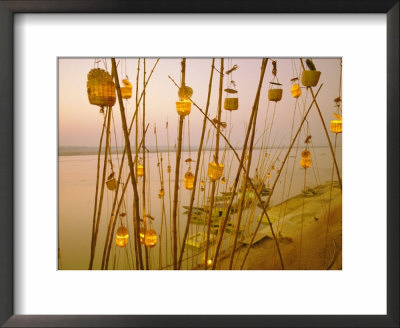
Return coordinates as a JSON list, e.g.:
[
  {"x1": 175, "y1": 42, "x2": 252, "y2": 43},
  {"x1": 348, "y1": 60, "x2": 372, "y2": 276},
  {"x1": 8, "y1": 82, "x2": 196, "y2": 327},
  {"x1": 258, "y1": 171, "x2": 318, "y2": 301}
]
[{"x1": 215, "y1": 182, "x2": 342, "y2": 270}]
